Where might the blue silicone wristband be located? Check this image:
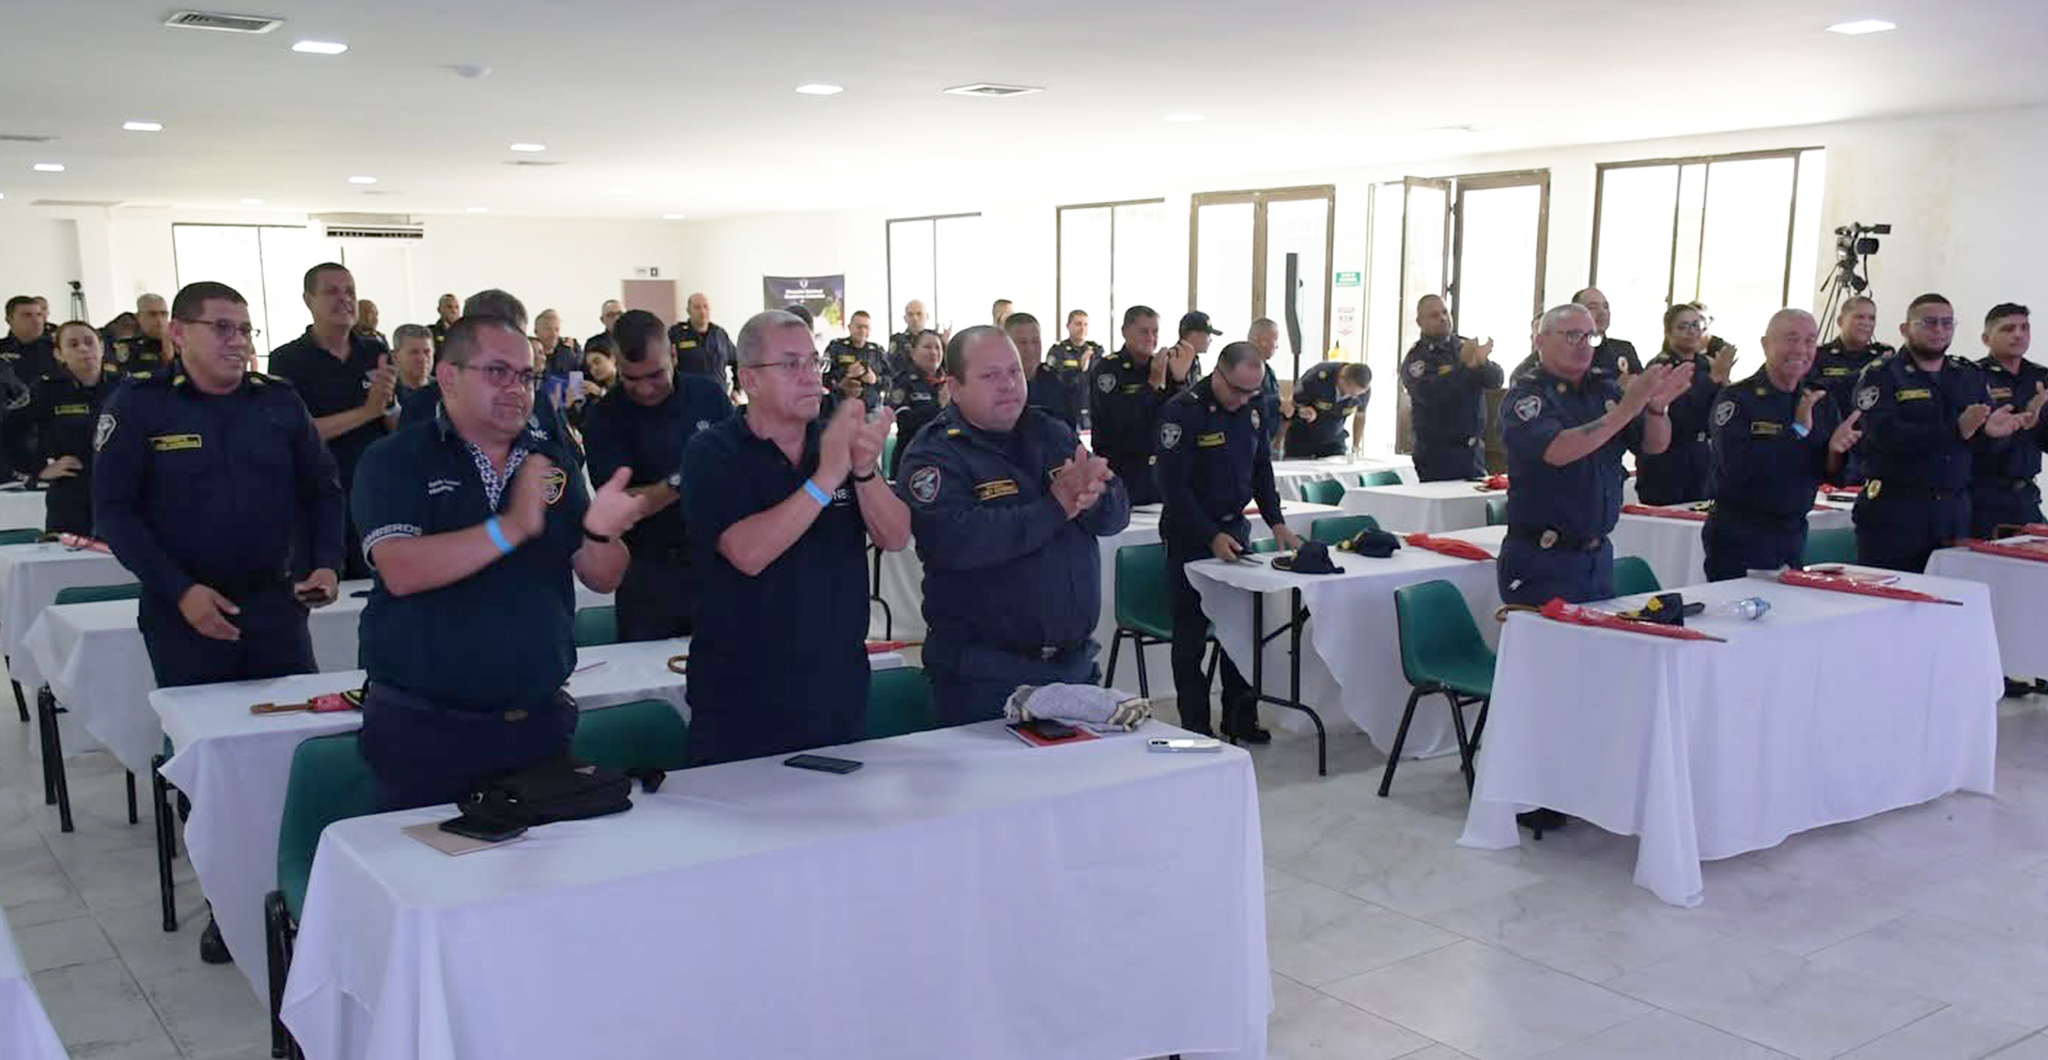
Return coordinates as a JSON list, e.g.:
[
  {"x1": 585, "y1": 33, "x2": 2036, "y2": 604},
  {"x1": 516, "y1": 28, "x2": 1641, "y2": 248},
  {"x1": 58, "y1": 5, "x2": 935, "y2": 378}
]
[
  {"x1": 484, "y1": 516, "x2": 515, "y2": 555},
  {"x1": 802, "y1": 479, "x2": 832, "y2": 507},
  {"x1": 1790, "y1": 421, "x2": 1811, "y2": 438}
]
